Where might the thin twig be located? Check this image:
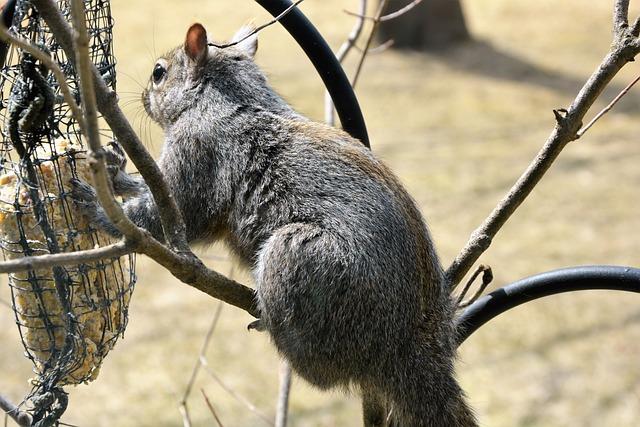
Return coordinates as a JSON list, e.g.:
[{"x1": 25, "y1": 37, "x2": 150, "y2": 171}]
[
  {"x1": 0, "y1": 23, "x2": 86, "y2": 136},
  {"x1": 0, "y1": 393, "x2": 31, "y2": 427},
  {"x1": 0, "y1": 240, "x2": 131, "y2": 274},
  {"x1": 351, "y1": 0, "x2": 390, "y2": 89},
  {"x1": 353, "y1": 39, "x2": 394, "y2": 54},
  {"x1": 457, "y1": 267, "x2": 493, "y2": 309},
  {"x1": 179, "y1": 302, "x2": 224, "y2": 426},
  {"x1": 325, "y1": 0, "x2": 367, "y2": 125},
  {"x1": 577, "y1": 73, "x2": 640, "y2": 137},
  {"x1": 614, "y1": 0, "x2": 630, "y2": 29},
  {"x1": 632, "y1": 15, "x2": 640, "y2": 35},
  {"x1": 200, "y1": 358, "x2": 273, "y2": 426},
  {"x1": 200, "y1": 389, "x2": 224, "y2": 427},
  {"x1": 275, "y1": 362, "x2": 292, "y2": 427},
  {"x1": 70, "y1": 0, "x2": 142, "y2": 242},
  {"x1": 208, "y1": 0, "x2": 305, "y2": 49},
  {"x1": 344, "y1": 0, "x2": 424, "y2": 23},
  {"x1": 455, "y1": 264, "x2": 487, "y2": 307},
  {"x1": 178, "y1": 403, "x2": 192, "y2": 427},
  {"x1": 445, "y1": 6, "x2": 640, "y2": 290}
]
